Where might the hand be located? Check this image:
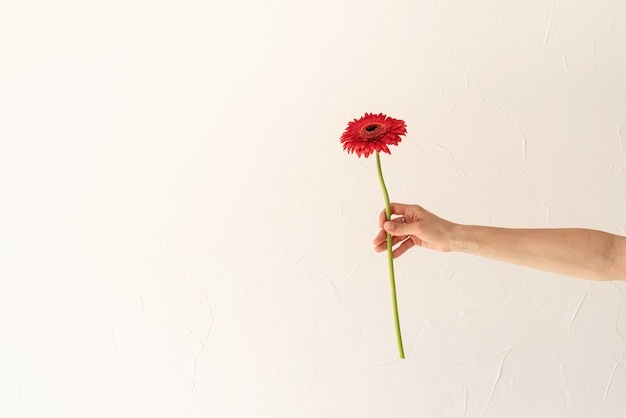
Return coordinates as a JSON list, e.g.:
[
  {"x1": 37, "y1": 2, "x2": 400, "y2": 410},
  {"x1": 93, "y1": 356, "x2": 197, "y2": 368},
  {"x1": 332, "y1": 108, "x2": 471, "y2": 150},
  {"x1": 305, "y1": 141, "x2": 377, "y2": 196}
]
[{"x1": 372, "y1": 203, "x2": 457, "y2": 258}]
